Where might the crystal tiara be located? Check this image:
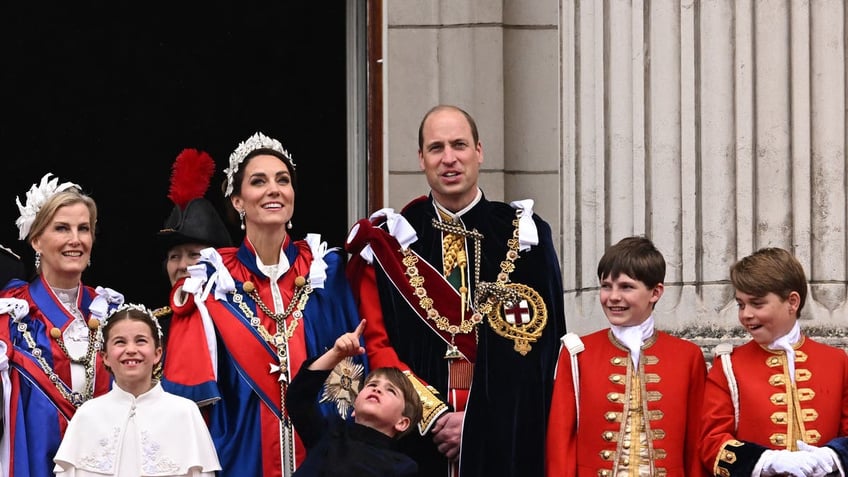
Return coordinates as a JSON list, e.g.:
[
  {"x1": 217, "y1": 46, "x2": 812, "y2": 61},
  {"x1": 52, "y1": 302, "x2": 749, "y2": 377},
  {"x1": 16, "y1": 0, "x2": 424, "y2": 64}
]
[{"x1": 223, "y1": 132, "x2": 295, "y2": 197}]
